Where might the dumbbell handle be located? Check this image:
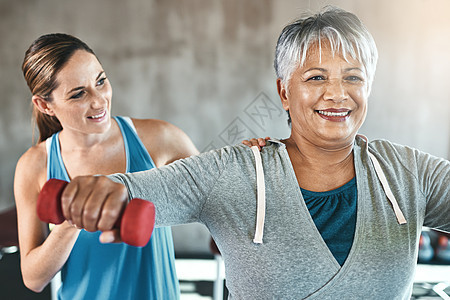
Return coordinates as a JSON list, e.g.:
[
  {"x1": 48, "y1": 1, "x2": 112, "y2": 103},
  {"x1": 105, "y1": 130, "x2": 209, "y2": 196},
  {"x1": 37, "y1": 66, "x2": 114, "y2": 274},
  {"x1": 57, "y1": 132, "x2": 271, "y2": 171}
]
[{"x1": 37, "y1": 178, "x2": 155, "y2": 247}]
